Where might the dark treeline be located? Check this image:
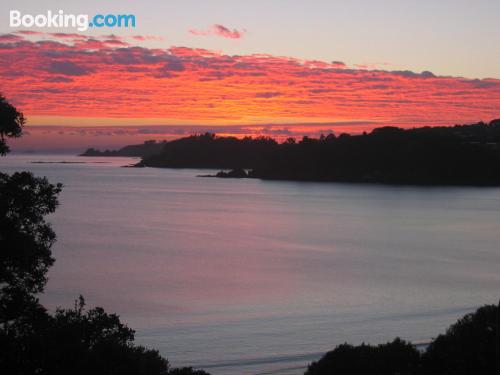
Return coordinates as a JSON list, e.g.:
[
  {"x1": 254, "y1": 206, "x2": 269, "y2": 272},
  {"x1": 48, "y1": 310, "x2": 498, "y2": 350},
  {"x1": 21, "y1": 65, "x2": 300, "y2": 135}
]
[
  {"x1": 142, "y1": 132, "x2": 278, "y2": 169},
  {"x1": 81, "y1": 140, "x2": 167, "y2": 158},
  {"x1": 139, "y1": 119, "x2": 500, "y2": 185},
  {"x1": 307, "y1": 304, "x2": 500, "y2": 375}
]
